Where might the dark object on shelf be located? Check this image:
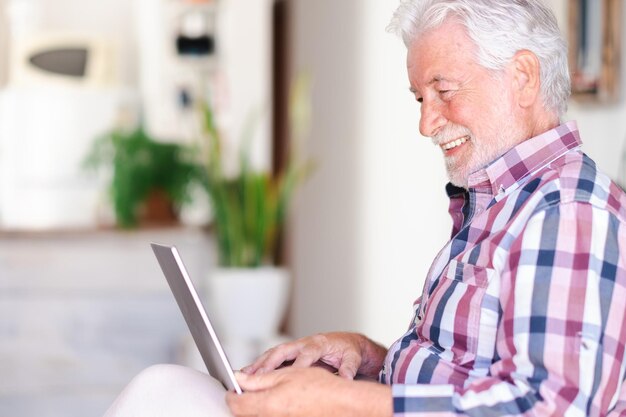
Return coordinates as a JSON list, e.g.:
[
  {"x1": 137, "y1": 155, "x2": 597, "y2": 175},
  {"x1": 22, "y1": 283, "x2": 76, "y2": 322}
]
[{"x1": 176, "y1": 34, "x2": 215, "y2": 56}]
